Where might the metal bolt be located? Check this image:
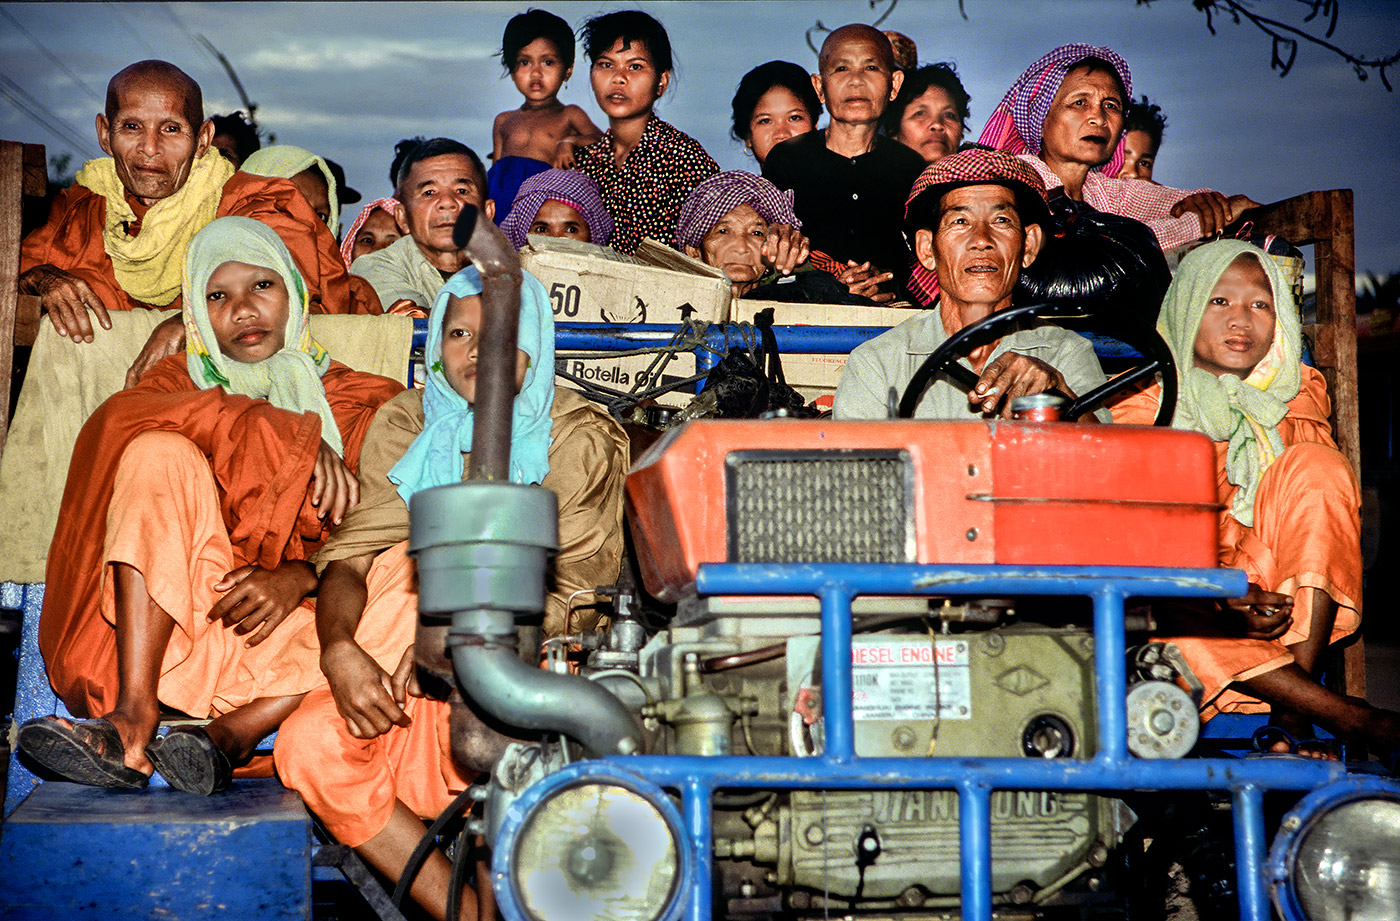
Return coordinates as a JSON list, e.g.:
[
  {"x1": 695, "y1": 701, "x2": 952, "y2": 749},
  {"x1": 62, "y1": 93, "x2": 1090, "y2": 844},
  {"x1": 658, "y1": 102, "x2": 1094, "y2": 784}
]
[
  {"x1": 740, "y1": 882, "x2": 756, "y2": 897},
  {"x1": 1088, "y1": 843, "x2": 1110, "y2": 867},
  {"x1": 1283, "y1": 816, "x2": 1301, "y2": 832},
  {"x1": 965, "y1": 527, "x2": 978, "y2": 541},
  {"x1": 1150, "y1": 709, "x2": 1175, "y2": 734},
  {"x1": 896, "y1": 887, "x2": 926, "y2": 907},
  {"x1": 804, "y1": 823, "x2": 825, "y2": 846},
  {"x1": 1009, "y1": 883, "x2": 1035, "y2": 904},
  {"x1": 893, "y1": 726, "x2": 917, "y2": 751}
]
